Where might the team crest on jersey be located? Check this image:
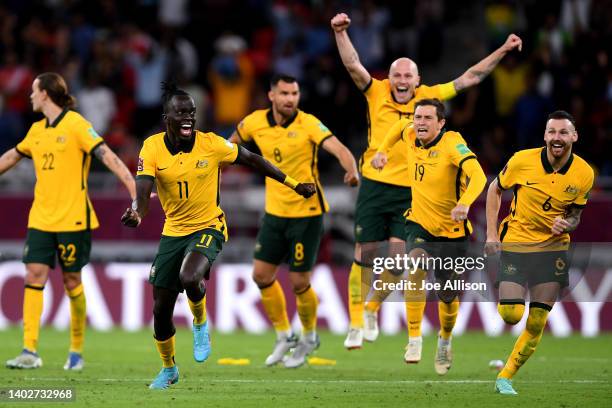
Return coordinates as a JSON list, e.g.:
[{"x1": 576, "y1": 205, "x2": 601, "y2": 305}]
[
  {"x1": 196, "y1": 159, "x2": 209, "y2": 169},
  {"x1": 564, "y1": 185, "x2": 578, "y2": 195},
  {"x1": 428, "y1": 150, "x2": 439, "y2": 158},
  {"x1": 505, "y1": 264, "x2": 517, "y2": 275},
  {"x1": 287, "y1": 131, "x2": 298, "y2": 138},
  {"x1": 138, "y1": 157, "x2": 144, "y2": 172},
  {"x1": 56, "y1": 135, "x2": 67, "y2": 144}
]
